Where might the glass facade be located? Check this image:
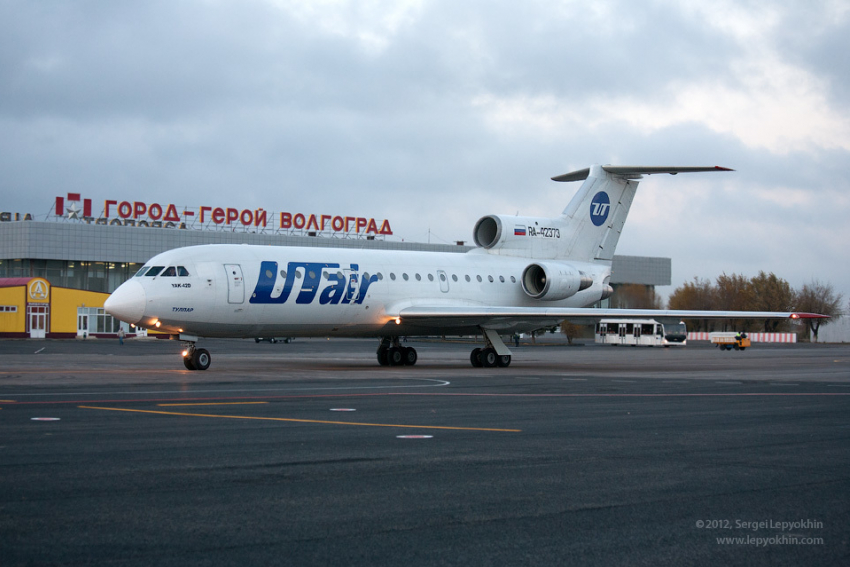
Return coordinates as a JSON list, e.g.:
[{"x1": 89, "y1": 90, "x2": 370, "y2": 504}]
[{"x1": 0, "y1": 260, "x2": 143, "y2": 293}]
